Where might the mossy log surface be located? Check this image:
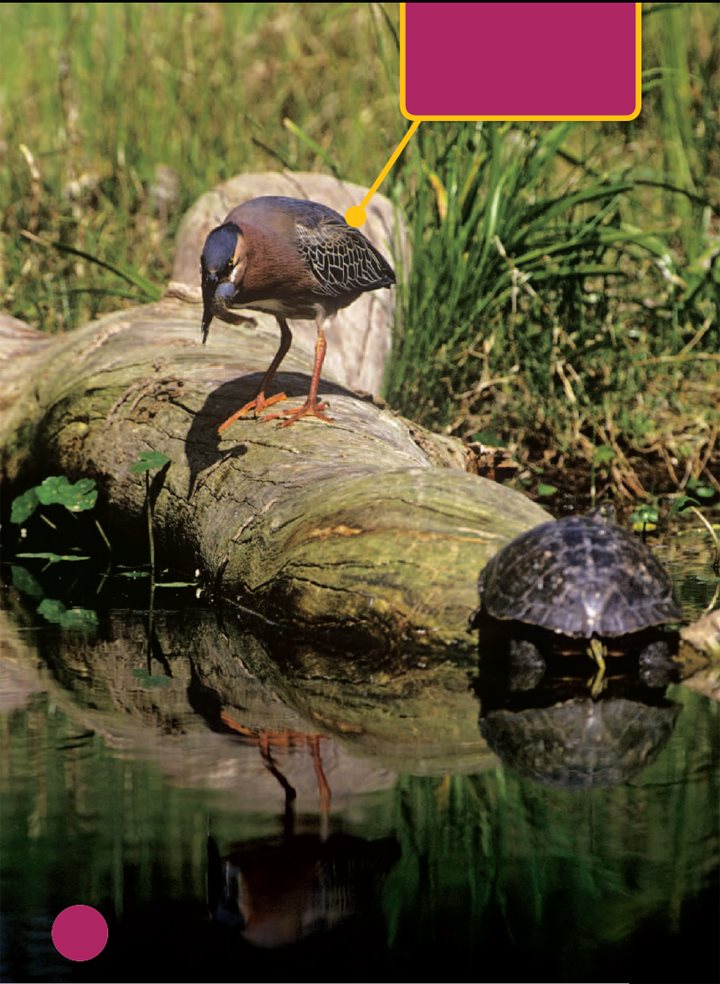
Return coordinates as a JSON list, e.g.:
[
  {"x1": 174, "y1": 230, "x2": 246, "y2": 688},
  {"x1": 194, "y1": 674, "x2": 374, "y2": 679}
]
[
  {"x1": 1, "y1": 171, "x2": 550, "y2": 660},
  {"x1": 1, "y1": 301, "x2": 548, "y2": 659}
]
